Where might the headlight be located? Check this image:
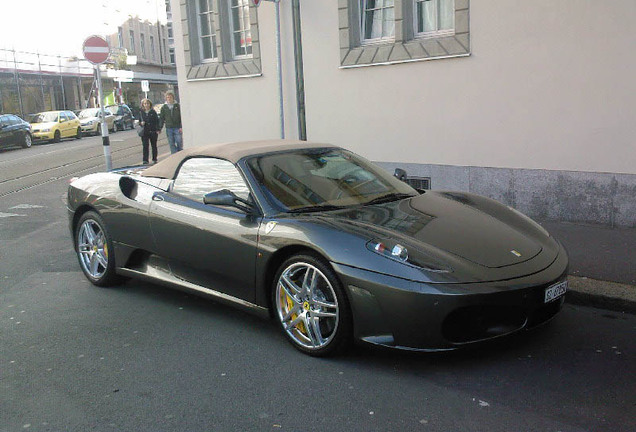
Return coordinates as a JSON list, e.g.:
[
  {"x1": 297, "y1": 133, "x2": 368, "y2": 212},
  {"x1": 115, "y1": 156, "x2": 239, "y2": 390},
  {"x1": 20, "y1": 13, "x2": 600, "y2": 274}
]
[
  {"x1": 41, "y1": 128, "x2": 50, "y2": 132},
  {"x1": 367, "y1": 239, "x2": 452, "y2": 273}
]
